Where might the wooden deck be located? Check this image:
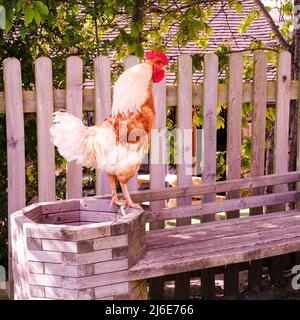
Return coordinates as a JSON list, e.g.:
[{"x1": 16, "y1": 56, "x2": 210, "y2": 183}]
[{"x1": 129, "y1": 210, "x2": 300, "y2": 281}]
